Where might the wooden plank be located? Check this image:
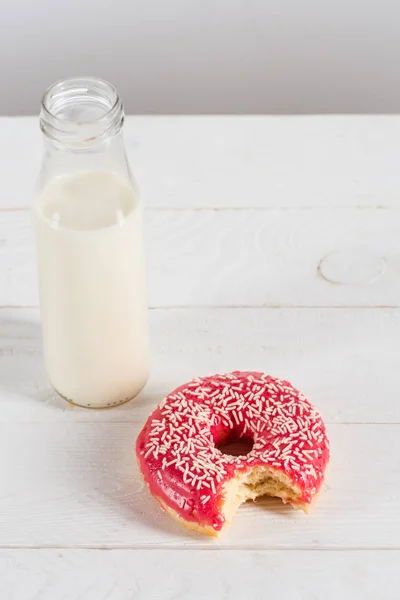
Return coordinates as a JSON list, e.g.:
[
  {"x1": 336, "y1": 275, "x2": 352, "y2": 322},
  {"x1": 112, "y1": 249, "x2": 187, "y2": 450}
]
[
  {"x1": 0, "y1": 549, "x2": 398, "y2": 600},
  {"x1": 1, "y1": 306, "x2": 398, "y2": 424},
  {"x1": 0, "y1": 422, "x2": 397, "y2": 549},
  {"x1": 1, "y1": 208, "x2": 400, "y2": 308},
  {"x1": 2, "y1": 115, "x2": 400, "y2": 210}
]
